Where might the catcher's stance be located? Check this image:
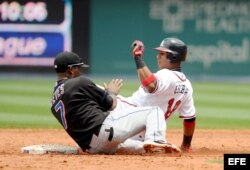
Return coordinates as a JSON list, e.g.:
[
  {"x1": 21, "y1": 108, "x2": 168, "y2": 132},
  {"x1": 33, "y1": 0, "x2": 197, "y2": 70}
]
[
  {"x1": 50, "y1": 51, "x2": 181, "y2": 154},
  {"x1": 118, "y1": 38, "x2": 196, "y2": 153}
]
